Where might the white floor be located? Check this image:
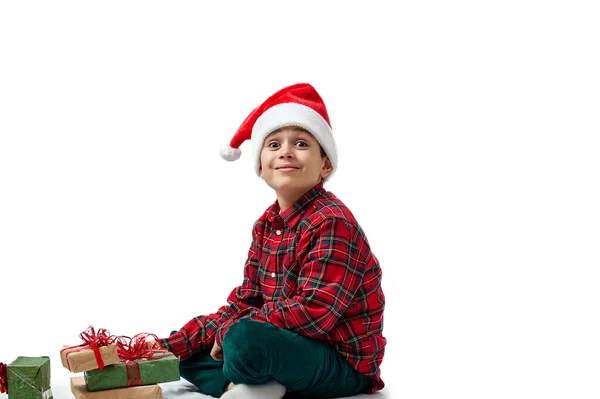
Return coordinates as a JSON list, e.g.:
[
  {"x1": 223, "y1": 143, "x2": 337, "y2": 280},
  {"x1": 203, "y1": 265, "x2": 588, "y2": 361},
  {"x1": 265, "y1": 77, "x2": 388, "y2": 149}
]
[
  {"x1": 159, "y1": 379, "x2": 391, "y2": 399},
  {"x1": 0, "y1": 378, "x2": 392, "y2": 399}
]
